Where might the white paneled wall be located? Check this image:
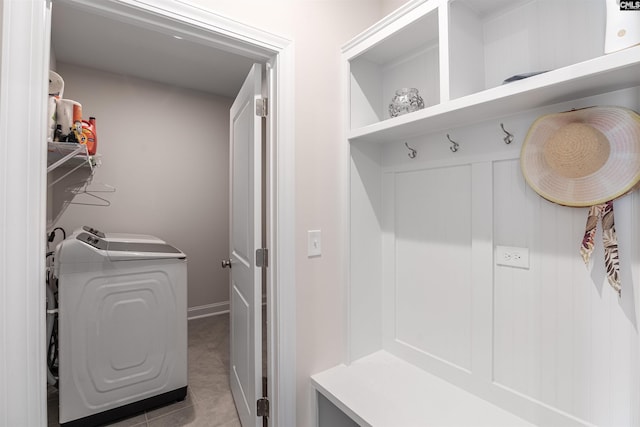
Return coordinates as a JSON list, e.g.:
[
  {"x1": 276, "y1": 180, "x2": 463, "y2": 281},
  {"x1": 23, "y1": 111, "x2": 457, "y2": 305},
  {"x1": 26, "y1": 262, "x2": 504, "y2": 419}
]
[
  {"x1": 349, "y1": 86, "x2": 640, "y2": 425},
  {"x1": 392, "y1": 166, "x2": 472, "y2": 371},
  {"x1": 494, "y1": 159, "x2": 640, "y2": 426}
]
